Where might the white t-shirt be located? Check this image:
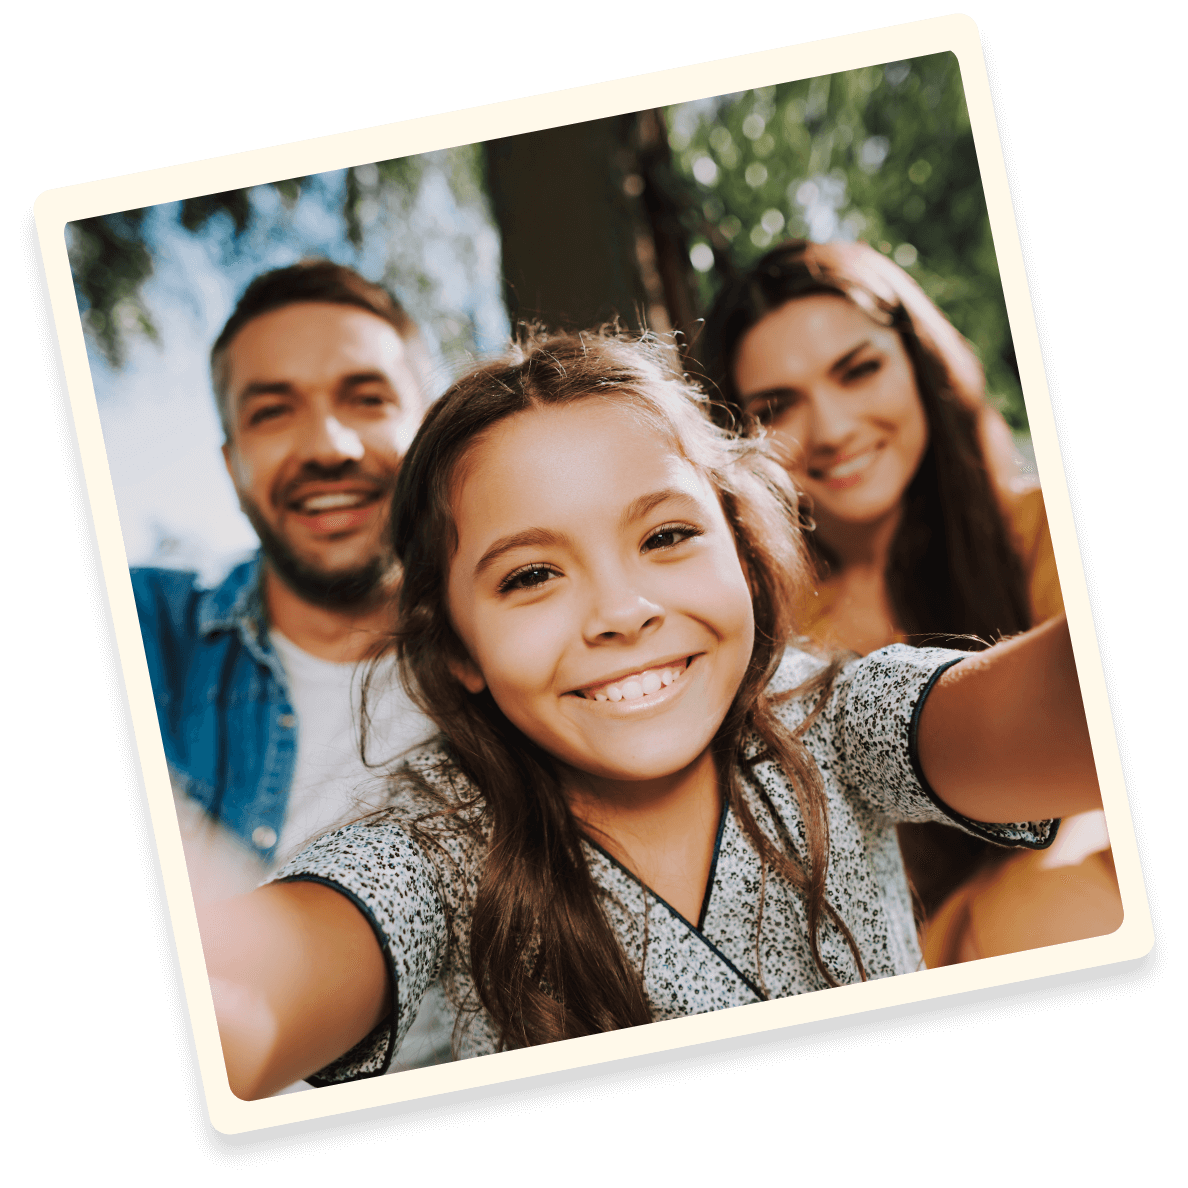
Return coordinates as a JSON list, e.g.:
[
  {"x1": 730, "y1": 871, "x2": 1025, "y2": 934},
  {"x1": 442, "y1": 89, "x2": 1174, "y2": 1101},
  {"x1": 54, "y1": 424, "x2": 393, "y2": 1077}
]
[
  {"x1": 269, "y1": 630, "x2": 434, "y2": 867},
  {"x1": 269, "y1": 630, "x2": 452, "y2": 1081}
]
